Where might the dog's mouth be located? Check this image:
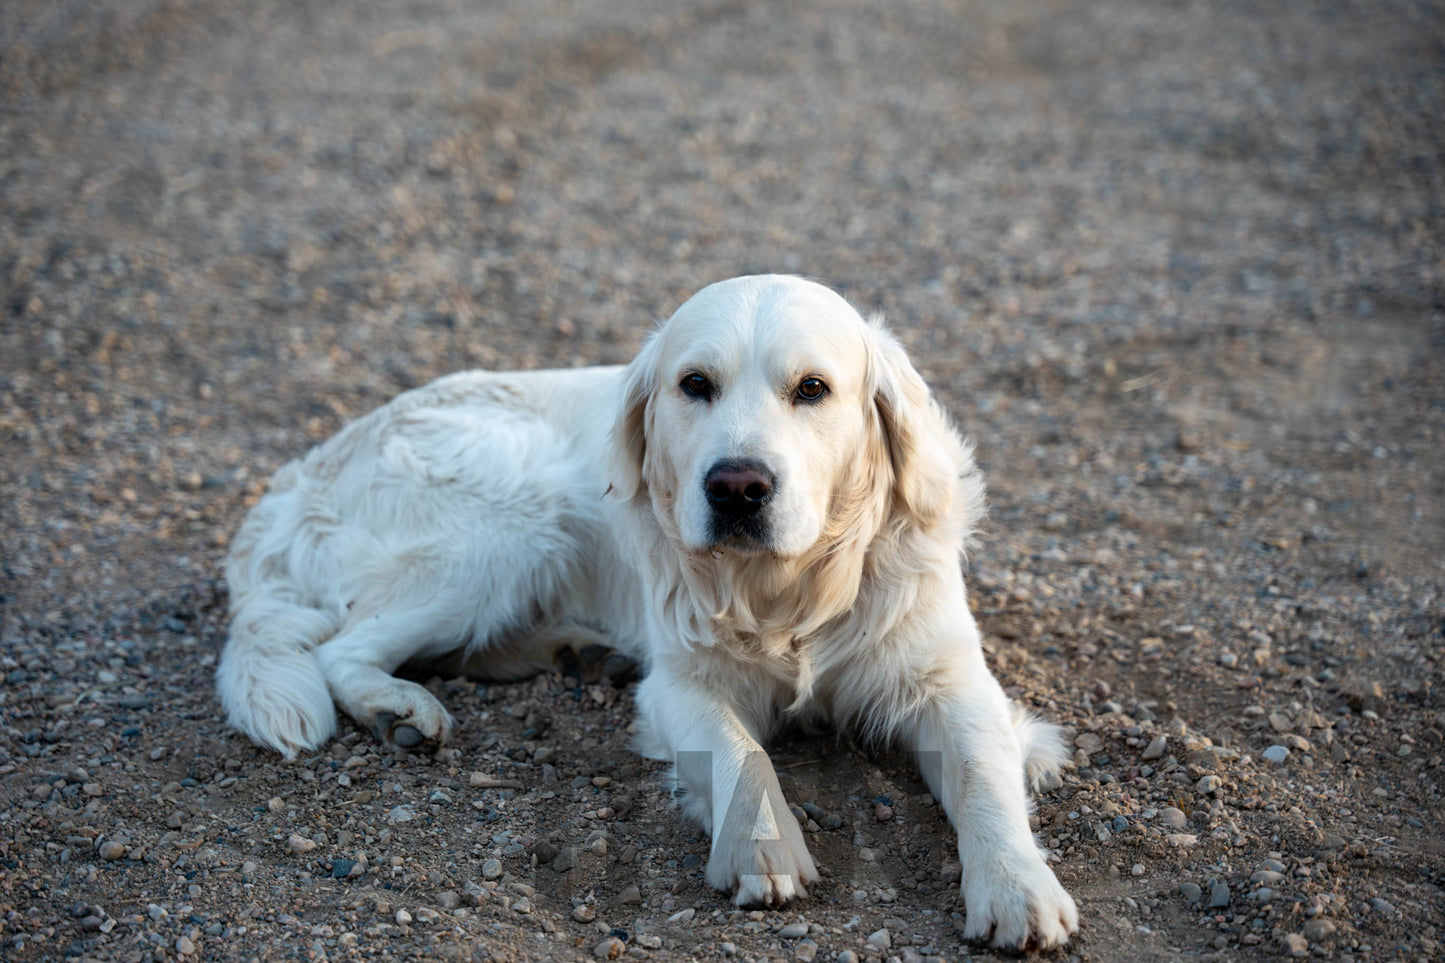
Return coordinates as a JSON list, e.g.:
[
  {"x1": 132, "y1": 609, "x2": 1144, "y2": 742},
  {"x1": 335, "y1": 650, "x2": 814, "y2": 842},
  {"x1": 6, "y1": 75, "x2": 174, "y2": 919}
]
[{"x1": 706, "y1": 513, "x2": 773, "y2": 553}]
